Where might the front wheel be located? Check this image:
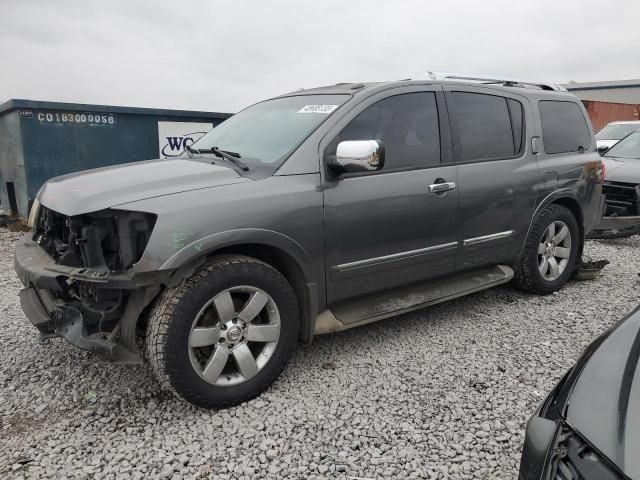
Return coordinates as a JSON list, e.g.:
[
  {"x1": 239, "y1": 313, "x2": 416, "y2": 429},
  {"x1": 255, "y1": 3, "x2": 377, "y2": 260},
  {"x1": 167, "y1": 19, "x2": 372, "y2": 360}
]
[
  {"x1": 146, "y1": 255, "x2": 300, "y2": 408},
  {"x1": 514, "y1": 204, "x2": 580, "y2": 295}
]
